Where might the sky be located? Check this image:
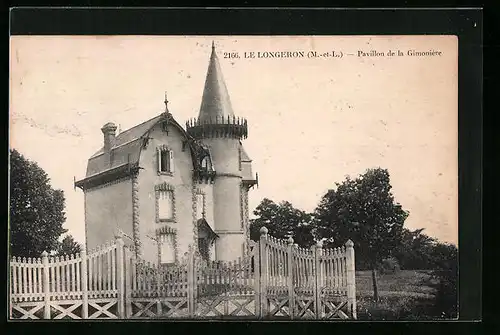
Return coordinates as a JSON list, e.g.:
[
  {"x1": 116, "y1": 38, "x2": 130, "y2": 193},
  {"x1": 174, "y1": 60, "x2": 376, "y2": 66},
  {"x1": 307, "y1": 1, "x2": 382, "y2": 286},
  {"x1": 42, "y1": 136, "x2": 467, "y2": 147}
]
[{"x1": 9, "y1": 35, "x2": 458, "y2": 245}]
